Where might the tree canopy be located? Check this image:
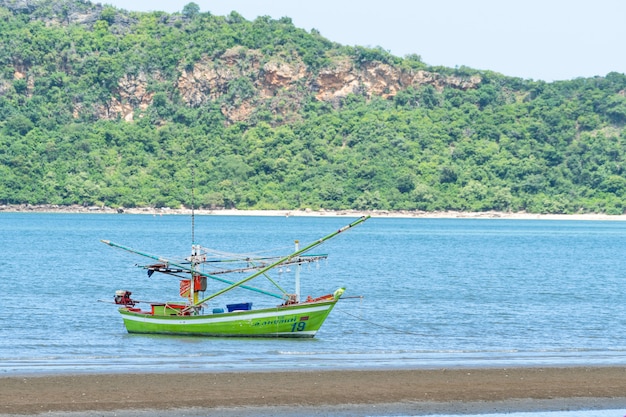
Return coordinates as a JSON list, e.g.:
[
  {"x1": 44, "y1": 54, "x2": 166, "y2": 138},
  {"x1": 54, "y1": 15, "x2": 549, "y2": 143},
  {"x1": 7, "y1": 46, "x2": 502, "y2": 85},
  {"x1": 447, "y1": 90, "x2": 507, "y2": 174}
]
[{"x1": 1, "y1": 0, "x2": 626, "y2": 214}]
